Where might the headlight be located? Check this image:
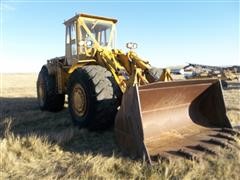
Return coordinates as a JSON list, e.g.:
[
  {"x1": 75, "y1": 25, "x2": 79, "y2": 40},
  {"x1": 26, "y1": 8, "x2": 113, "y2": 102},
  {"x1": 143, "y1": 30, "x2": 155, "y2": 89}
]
[{"x1": 126, "y1": 42, "x2": 138, "y2": 50}]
